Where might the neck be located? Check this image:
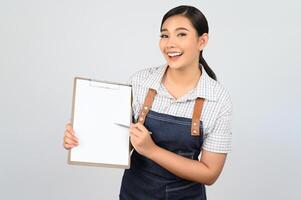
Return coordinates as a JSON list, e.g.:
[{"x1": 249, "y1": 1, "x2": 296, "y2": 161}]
[{"x1": 163, "y1": 63, "x2": 202, "y2": 89}]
